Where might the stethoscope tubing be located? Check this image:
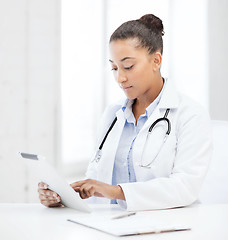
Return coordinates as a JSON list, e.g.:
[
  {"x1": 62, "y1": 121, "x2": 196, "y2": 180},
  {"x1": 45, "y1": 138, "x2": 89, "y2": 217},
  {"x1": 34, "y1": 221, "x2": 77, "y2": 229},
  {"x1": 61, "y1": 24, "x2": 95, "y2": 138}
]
[
  {"x1": 98, "y1": 117, "x2": 117, "y2": 151},
  {"x1": 93, "y1": 108, "x2": 171, "y2": 167},
  {"x1": 149, "y1": 109, "x2": 170, "y2": 134}
]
